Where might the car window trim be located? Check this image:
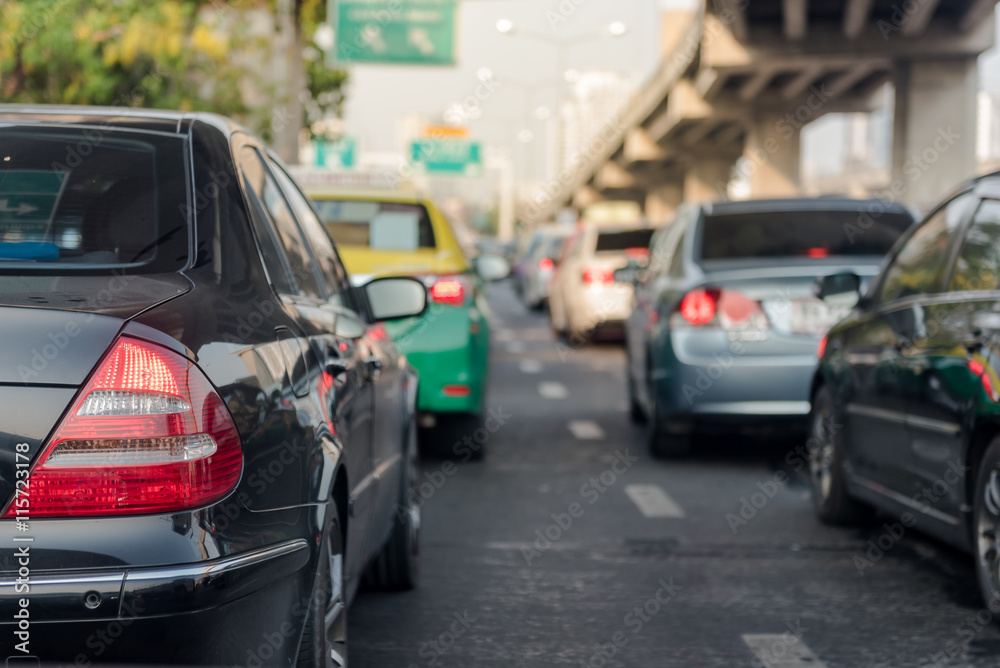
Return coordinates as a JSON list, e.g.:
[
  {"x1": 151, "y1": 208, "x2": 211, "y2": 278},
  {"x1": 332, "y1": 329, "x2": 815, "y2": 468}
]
[
  {"x1": 942, "y1": 197, "x2": 1000, "y2": 294},
  {"x1": 870, "y1": 188, "x2": 976, "y2": 308},
  {"x1": 253, "y1": 148, "x2": 331, "y2": 303},
  {"x1": 232, "y1": 138, "x2": 302, "y2": 299}
]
